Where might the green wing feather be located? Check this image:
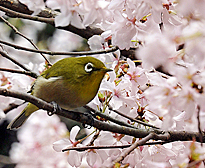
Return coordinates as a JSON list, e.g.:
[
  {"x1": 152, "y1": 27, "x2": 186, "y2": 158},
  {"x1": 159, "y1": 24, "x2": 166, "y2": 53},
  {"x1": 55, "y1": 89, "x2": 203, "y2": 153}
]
[{"x1": 7, "y1": 103, "x2": 39, "y2": 129}]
